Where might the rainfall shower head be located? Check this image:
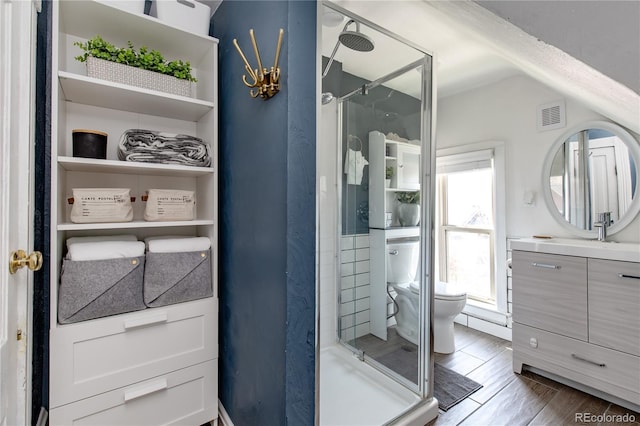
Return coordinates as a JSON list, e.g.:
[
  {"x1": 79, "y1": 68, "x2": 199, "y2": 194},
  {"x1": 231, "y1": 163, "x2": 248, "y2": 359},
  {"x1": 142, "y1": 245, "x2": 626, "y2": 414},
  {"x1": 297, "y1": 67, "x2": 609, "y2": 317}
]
[
  {"x1": 338, "y1": 21, "x2": 374, "y2": 52},
  {"x1": 321, "y1": 19, "x2": 375, "y2": 79}
]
